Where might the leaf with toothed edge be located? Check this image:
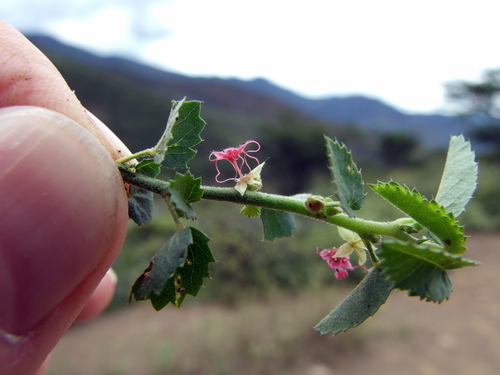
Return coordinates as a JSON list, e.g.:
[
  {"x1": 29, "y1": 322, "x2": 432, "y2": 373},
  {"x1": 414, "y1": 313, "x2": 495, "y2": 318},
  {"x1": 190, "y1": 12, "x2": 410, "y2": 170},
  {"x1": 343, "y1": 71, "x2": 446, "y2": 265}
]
[
  {"x1": 161, "y1": 100, "x2": 206, "y2": 169},
  {"x1": 169, "y1": 171, "x2": 203, "y2": 204},
  {"x1": 436, "y1": 135, "x2": 478, "y2": 217},
  {"x1": 130, "y1": 227, "x2": 214, "y2": 309},
  {"x1": 378, "y1": 240, "x2": 479, "y2": 302},
  {"x1": 150, "y1": 227, "x2": 214, "y2": 309},
  {"x1": 370, "y1": 182, "x2": 466, "y2": 254},
  {"x1": 131, "y1": 227, "x2": 193, "y2": 300},
  {"x1": 325, "y1": 136, "x2": 365, "y2": 217}
]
